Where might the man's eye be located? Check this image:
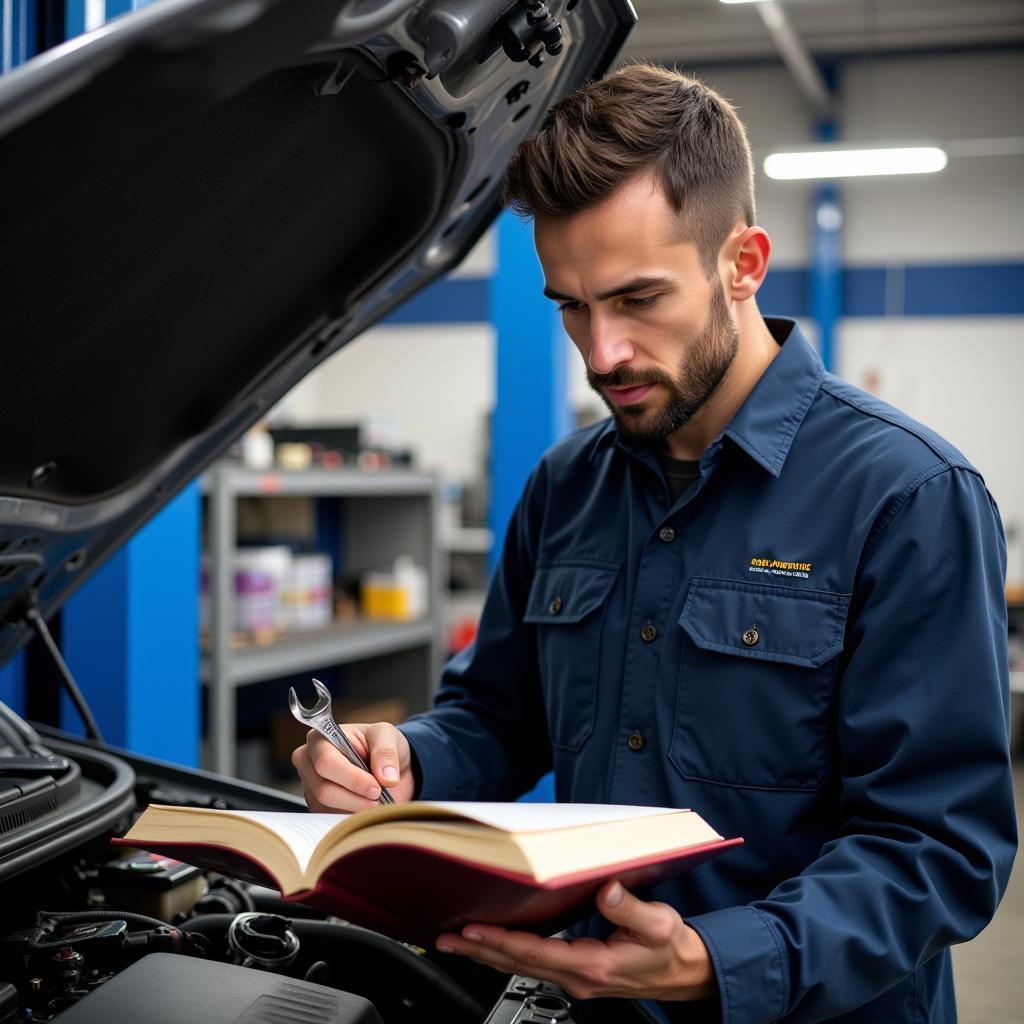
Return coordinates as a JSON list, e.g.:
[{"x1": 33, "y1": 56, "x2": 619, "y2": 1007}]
[
  {"x1": 558, "y1": 301, "x2": 584, "y2": 313},
  {"x1": 625, "y1": 295, "x2": 658, "y2": 308}
]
